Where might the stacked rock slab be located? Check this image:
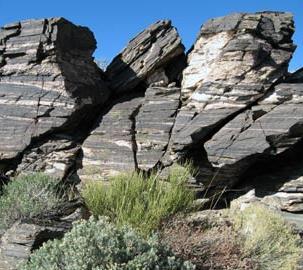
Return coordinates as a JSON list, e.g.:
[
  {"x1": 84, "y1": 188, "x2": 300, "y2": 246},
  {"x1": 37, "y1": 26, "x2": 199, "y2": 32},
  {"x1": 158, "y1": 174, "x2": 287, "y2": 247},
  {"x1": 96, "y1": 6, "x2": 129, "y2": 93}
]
[
  {"x1": 169, "y1": 12, "x2": 296, "y2": 186},
  {"x1": 80, "y1": 20, "x2": 185, "y2": 181},
  {"x1": 205, "y1": 71, "x2": 303, "y2": 186},
  {"x1": 106, "y1": 20, "x2": 185, "y2": 93},
  {"x1": 0, "y1": 18, "x2": 109, "y2": 178}
]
